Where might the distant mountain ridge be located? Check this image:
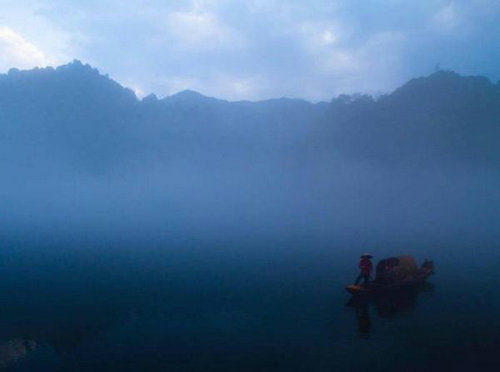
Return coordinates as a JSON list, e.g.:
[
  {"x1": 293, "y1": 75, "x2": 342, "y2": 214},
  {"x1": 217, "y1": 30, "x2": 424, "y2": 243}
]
[
  {"x1": 1, "y1": 60, "x2": 499, "y2": 173},
  {"x1": 2, "y1": 60, "x2": 498, "y2": 105},
  {"x1": 323, "y1": 70, "x2": 500, "y2": 166}
]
